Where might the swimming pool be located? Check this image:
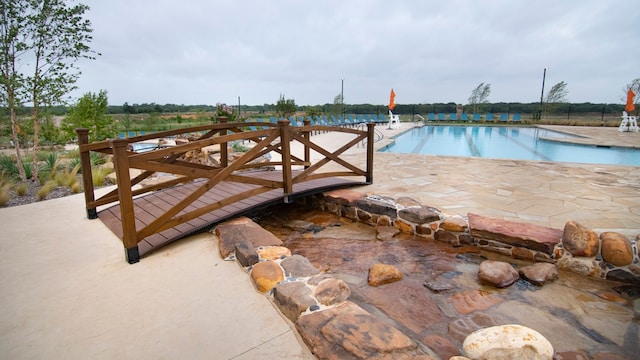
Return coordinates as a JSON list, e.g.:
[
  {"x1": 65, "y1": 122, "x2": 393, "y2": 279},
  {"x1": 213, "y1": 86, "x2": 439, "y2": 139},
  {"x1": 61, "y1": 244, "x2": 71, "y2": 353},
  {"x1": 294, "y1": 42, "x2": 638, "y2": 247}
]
[{"x1": 380, "y1": 126, "x2": 640, "y2": 166}]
